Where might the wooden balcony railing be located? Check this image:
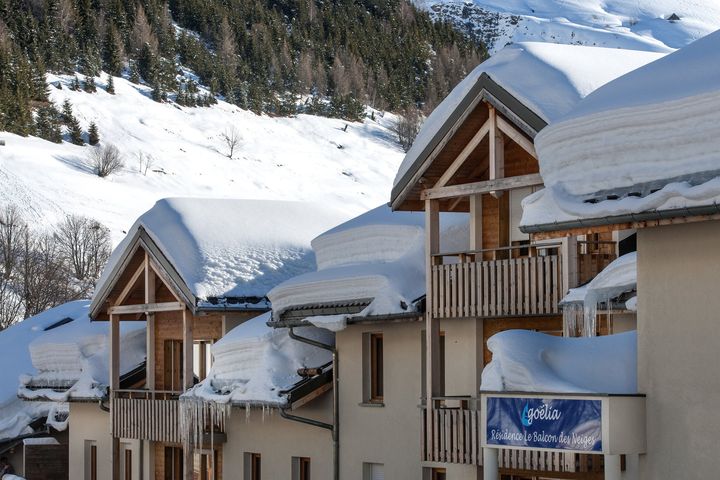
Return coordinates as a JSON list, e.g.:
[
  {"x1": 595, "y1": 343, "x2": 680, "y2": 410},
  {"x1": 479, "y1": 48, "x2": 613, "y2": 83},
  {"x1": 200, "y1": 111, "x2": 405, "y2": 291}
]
[
  {"x1": 431, "y1": 245, "x2": 563, "y2": 319},
  {"x1": 421, "y1": 398, "x2": 605, "y2": 478},
  {"x1": 112, "y1": 389, "x2": 182, "y2": 443}
]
